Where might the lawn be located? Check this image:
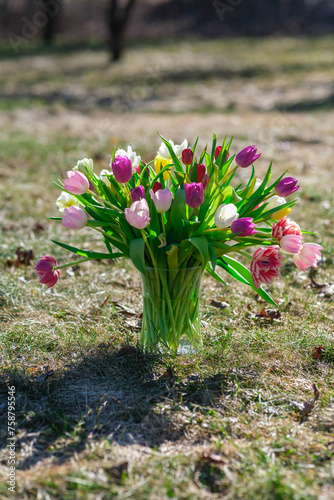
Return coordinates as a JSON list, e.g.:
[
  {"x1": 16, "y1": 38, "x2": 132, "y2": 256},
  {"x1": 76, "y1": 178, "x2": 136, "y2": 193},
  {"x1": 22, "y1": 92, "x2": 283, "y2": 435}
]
[{"x1": 0, "y1": 36, "x2": 334, "y2": 499}]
